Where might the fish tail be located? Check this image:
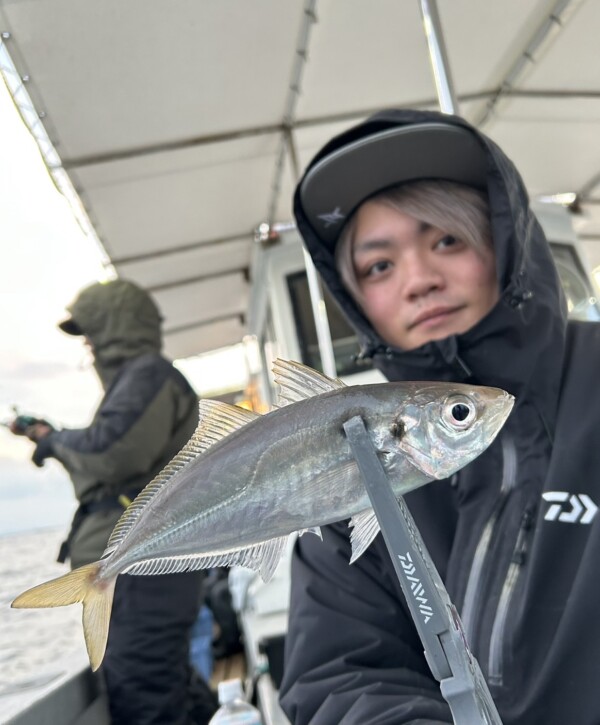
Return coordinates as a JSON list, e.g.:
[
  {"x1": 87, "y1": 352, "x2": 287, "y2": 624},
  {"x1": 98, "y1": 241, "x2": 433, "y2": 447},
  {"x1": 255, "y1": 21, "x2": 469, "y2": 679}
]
[{"x1": 12, "y1": 561, "x2": 116, "y2": 671}]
